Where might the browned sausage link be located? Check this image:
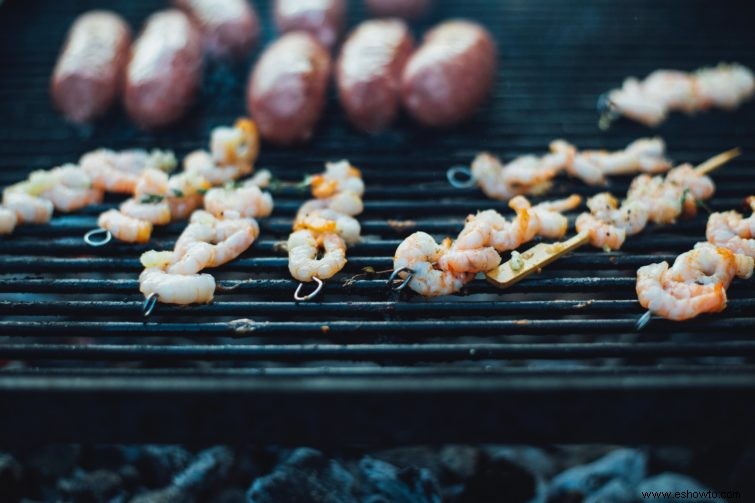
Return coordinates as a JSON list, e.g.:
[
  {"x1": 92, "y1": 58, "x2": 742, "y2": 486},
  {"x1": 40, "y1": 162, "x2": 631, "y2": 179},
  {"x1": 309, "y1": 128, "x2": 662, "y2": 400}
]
[
  {"x1": 401, "y1": 20, "x2": 497, "y2": 128},
  {"x1": 173, "y1": 0, "x2": 260, "y2": 60},
  {"x1": 336, "y1": 19, "x2": 414, "y2": 133},
  {"x1": 247, "y1": 33, "x2": 331, "y2": 145},
  {"x1": 365, "y1": 0, "x2": 432, "y2": 20},
  {"x1": 124, "y1": 9, "x2": 204, "y2": 130},
  {"x1": 50, "y1": 11, "x2": 131, "y2": 123},
  {"x1": 274, "y1": 0, "x2": 346, "y2": 50}
]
